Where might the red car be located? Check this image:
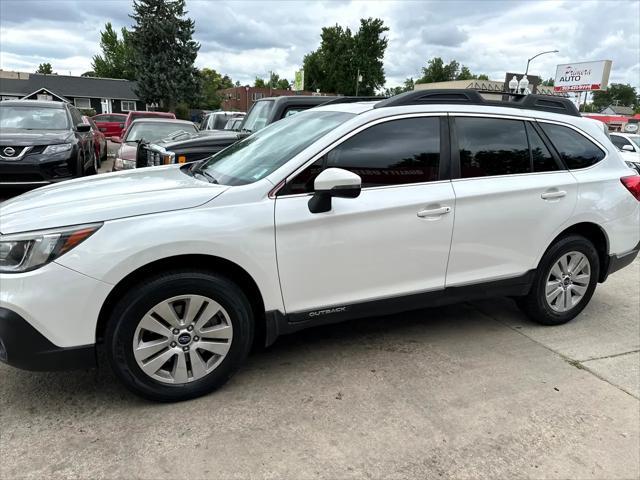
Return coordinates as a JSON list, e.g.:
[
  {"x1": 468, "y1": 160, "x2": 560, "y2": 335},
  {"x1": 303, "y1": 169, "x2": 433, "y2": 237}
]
[
  {"x1": 82, "y1": 116, "x2": 108, "y2": 169},
  {"x1": 92, "y1": 113, "x2": 127, "y2": 138},
  {"x1": 121, "y1": 111, "x2": 176, "y2": 138}
]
